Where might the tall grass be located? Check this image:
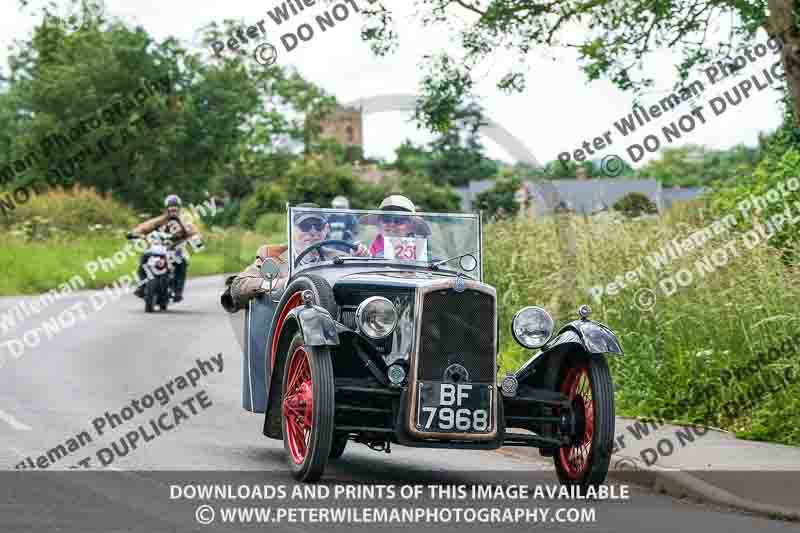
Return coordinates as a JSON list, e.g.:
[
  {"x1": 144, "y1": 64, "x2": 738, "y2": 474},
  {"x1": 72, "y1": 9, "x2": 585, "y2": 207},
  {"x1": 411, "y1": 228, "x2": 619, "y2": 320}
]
[
  {"x1": 485, "y1": 208, "x2": 800, "y2": 445},
  {"x1": 1, "y1": 184, "x2": 138, "y2": 231}
]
